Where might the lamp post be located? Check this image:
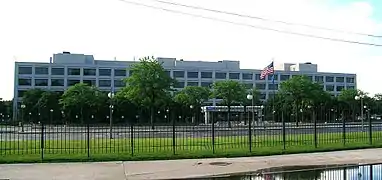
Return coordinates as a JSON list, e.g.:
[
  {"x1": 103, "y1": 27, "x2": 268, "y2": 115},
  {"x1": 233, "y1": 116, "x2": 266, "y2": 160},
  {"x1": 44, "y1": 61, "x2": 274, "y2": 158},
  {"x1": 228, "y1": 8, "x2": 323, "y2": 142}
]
[
  {"x1": 190, "y1": 105, "x2": 194, "y2": 124},
  {"x1": 28, "y1": 112, "x2": 32, "y2": 124},
  {"x1": 355, "y1": 95, "x2": 365, "y2": 131},
  {"x1": 108, "y1": 92, "x2": 114, "y2": 139},
  {"x1": 49, "y1": 109, "x2": 53, "y2": 125},
  {"x1": 20, "y1": 104, "x2": 26, "y2": 132},
  {"x1": 166, "y1": 109, "x2": 170, "y2": 123},
  {"x1": 246, "y1": 94, "x2": 254, "y2": 126}
]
